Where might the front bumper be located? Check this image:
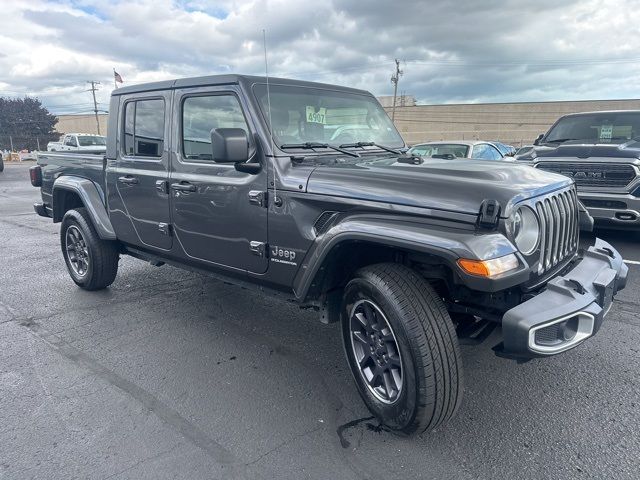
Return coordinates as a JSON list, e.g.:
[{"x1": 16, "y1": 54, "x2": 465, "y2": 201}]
[
  {"x1": 579, "y1": 191, "x2": 640, "y2": 228},
  {"x1": 495, "y1": 238, "x2": 628, "y2": 360}
]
